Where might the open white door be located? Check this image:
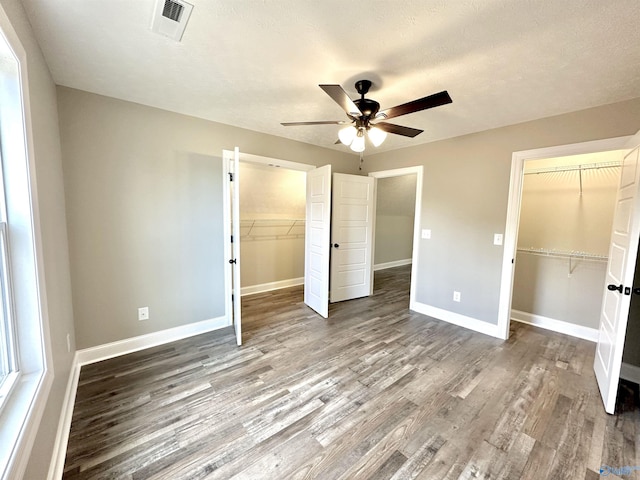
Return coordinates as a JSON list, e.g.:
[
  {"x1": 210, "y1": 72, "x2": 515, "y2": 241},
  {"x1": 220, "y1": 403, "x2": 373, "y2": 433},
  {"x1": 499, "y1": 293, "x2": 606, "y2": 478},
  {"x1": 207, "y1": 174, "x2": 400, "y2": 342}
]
[
  {"x1": 330, "y1": 173, "x2": 376, "y2": 303},
  {"x1": 223, "y1": 147, "x2": 242, "y2": 345},
  {"x1": 304, "y1": 165, "x2": 332, "y2": 318},
  {"x1": 595, "y1": 129, "x2": 640, "y2": 413},
  {"x1": 231, "y1": 148, "x2": 242, "y2": 345}
]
